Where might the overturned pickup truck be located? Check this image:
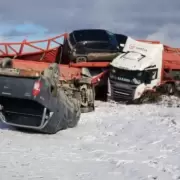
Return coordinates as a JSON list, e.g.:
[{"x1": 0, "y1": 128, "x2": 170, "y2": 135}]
[{"x1": 0, "y1": 58, "x2": 83, "y2": 134}]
